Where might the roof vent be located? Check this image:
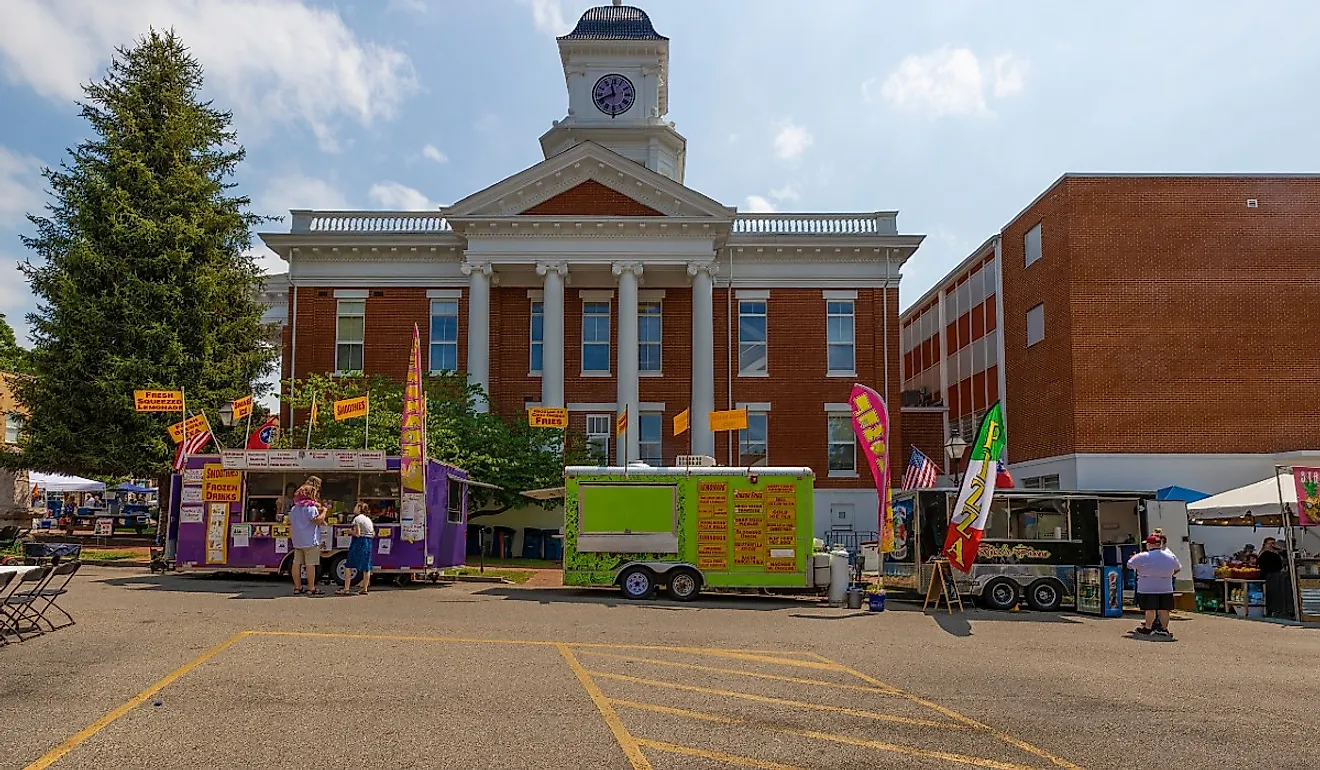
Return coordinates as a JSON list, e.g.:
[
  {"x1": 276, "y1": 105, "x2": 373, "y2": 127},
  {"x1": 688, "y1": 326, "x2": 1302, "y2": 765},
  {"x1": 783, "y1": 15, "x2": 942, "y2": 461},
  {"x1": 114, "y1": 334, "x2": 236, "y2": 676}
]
[{"x1": 1246, "y1": 199, "x2": 1258, "y2": 208}]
